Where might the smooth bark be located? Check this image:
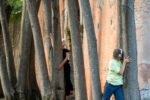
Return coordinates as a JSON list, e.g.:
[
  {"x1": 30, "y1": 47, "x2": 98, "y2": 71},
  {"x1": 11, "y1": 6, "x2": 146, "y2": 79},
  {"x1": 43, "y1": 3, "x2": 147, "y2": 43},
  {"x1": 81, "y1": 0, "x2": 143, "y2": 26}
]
[
  {"x1": 78, "y1": 0, "x2": 102, "y2": 100},
  {"x1": 66, "y1": 0, "x2": 87, "y2": 100},
  {"x1": 0, "y1": 39, "x2": 15, "y2": 99},
  {"x1": 16, "y1": 0, "x2": 38, "y2": 98},
  {"x1": 41, "y1": 0, "x2": 53, "y2": 82},
  {"x1": 0, "y1": 4, "x2": 14, "y2": 96},
  {"x1": 26, "y1": 0, "x2": 50, "y2": 99},
  {"x1": 16, "y1": 0, "x2": 41, "y2": 95},
  {"x1": 51, "y1": 0, "x2": 64, "y2": 99},
  {"x1": 120, "y1": 0, "x2": 128, "y2": 56},
  {"x1": 0, "y1": 0, "x2": 17, "y2": 88},
  {"x1": 120, "y1": 0, "x2": 141, "y2": 100}
]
